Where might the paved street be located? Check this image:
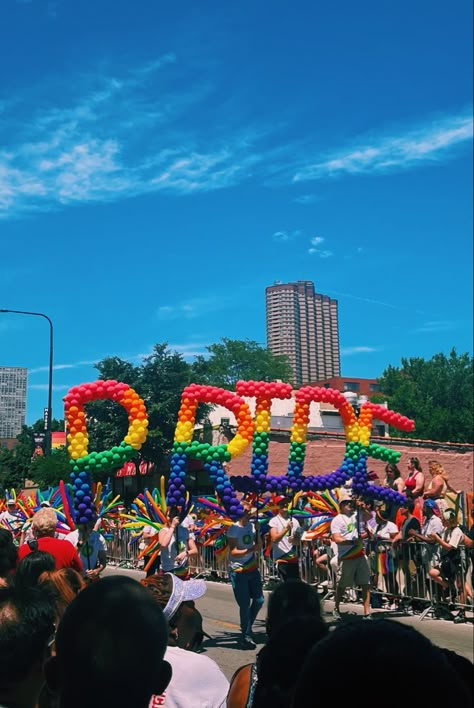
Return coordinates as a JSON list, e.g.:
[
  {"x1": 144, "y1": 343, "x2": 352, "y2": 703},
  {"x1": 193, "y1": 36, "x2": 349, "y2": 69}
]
[{"x1": 105, "y1": 566, "x2": 474, "y2": 680}]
